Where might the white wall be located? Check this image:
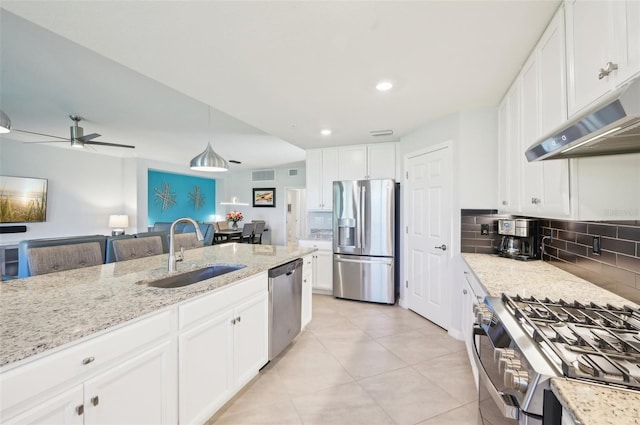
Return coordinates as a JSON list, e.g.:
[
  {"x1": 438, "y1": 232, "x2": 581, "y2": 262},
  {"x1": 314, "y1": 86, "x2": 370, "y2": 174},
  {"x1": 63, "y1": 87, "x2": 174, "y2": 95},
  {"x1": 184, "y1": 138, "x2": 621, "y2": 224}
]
[
  {"x1": 0, "y1": 139, "x2": 125, "y2": 244},
  {"x1": 222, "y1": 164, "x2": 306, "y2": 246}
]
